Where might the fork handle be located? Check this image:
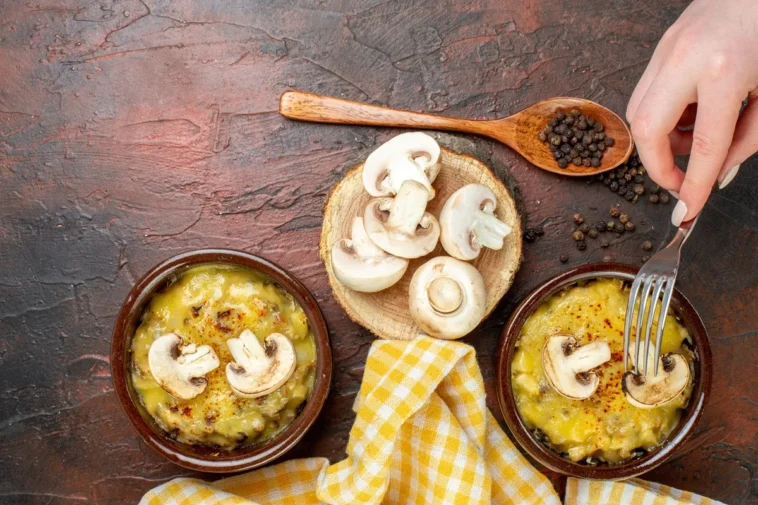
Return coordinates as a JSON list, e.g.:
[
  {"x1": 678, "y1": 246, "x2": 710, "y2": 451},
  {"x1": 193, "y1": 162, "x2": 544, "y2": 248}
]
[{"x1": 668, "y1": 214, "x2": 700, "y2": 251}]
